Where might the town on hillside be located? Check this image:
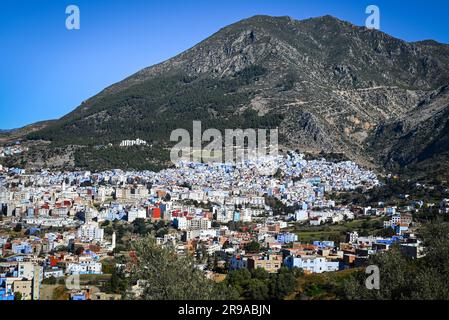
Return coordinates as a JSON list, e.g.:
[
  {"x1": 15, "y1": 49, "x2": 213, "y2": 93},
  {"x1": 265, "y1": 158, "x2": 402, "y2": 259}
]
[{"x1": 1, "y1": 151, "x2": 440, "y2": 300}]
